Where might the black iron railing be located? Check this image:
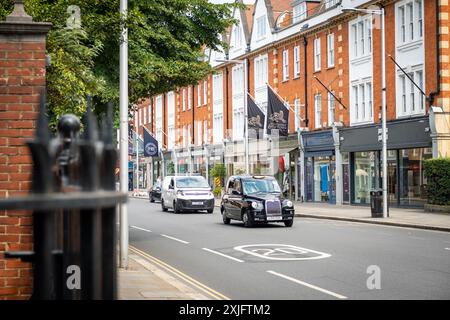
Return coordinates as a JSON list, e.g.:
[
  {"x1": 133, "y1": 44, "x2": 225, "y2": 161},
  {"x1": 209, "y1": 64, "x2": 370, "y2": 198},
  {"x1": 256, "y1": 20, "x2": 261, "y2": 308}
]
[{"x1": 0, "y1": 93, "x2": 127, "y2": 299}]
